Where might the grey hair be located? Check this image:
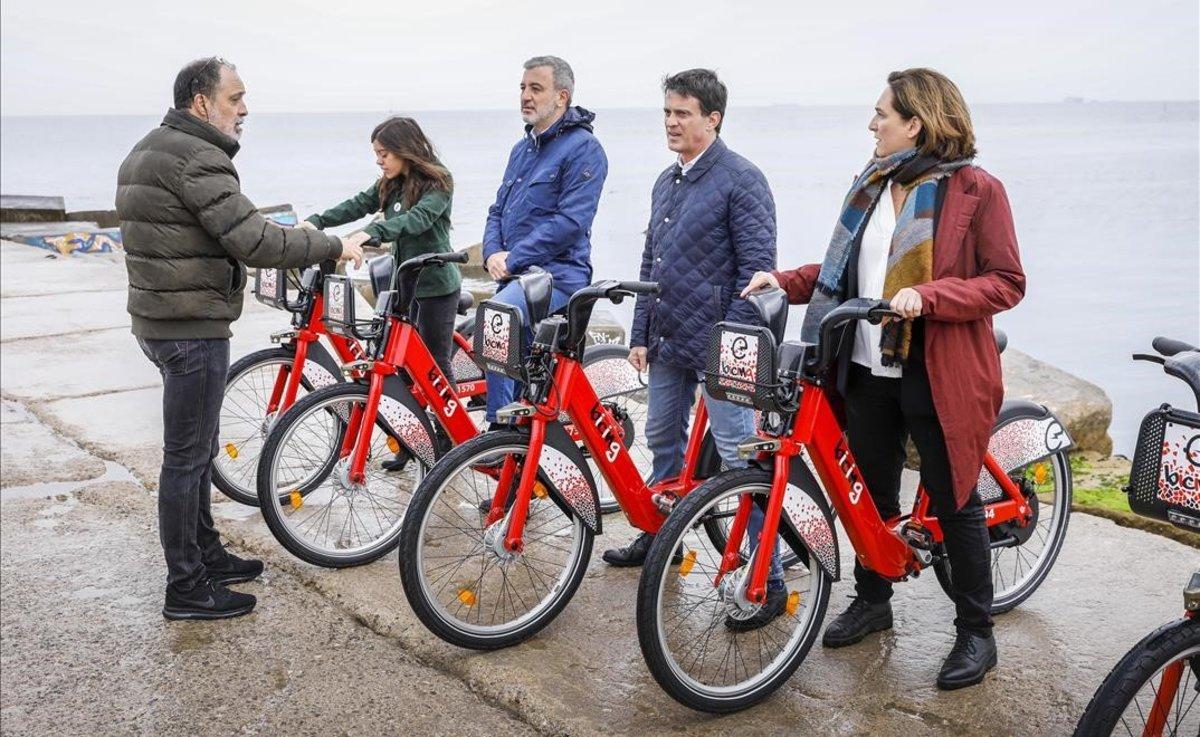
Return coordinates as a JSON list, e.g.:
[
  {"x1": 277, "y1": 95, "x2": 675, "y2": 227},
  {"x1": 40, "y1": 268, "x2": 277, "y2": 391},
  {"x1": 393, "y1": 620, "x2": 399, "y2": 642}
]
[
  {"x1": 523, "y1": 55, "x2": 574, "y2": 103},
  {"x1": 173, "y1": 57, "x2": 236, "y2": 109}
]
